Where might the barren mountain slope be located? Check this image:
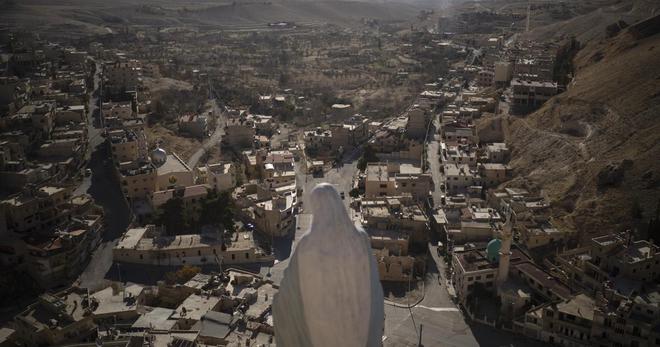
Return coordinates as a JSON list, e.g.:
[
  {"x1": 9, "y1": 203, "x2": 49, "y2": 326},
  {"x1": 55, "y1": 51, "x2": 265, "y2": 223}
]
[
  {"x1": 504, "y1": 17, "x2": 660, "y2": 242},
  {"x1": 2, "y1": 0, "x2": 423, "y2": 38},
  {"x1": 524, "y1": 0, "x2": 659, "y2": 43}
]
